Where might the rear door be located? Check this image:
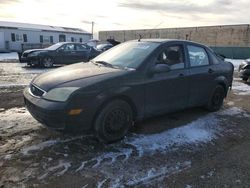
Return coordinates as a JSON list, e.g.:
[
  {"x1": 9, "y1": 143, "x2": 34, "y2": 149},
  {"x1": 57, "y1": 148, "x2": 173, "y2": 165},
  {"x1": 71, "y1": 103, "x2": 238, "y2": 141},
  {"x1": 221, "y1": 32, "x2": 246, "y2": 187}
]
[
  {"x1": 186, "y1": 44, "x2": 217, "y2": 107},
  {"x1": 145, "y1": 43, "x2": 189, "y2": 116},
  {"x1": 75, "y1": 44, "x2": 90, "y2": 62}
]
